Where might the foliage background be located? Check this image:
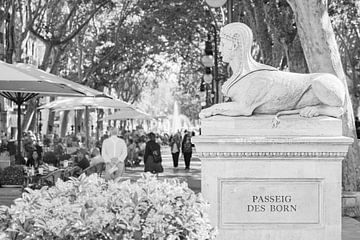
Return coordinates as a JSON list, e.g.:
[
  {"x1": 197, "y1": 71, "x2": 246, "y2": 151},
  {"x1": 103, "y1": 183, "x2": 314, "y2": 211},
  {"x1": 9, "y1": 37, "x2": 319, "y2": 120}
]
[{"x1": 1, "y1": 0, "x2": 359, "y2": 123}]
